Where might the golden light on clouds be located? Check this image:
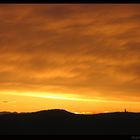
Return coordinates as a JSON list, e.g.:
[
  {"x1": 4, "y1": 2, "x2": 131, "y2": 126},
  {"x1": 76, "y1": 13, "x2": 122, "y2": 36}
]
[{"x1": 0, "y1": 4, "x2": 140, "y2": 113}]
